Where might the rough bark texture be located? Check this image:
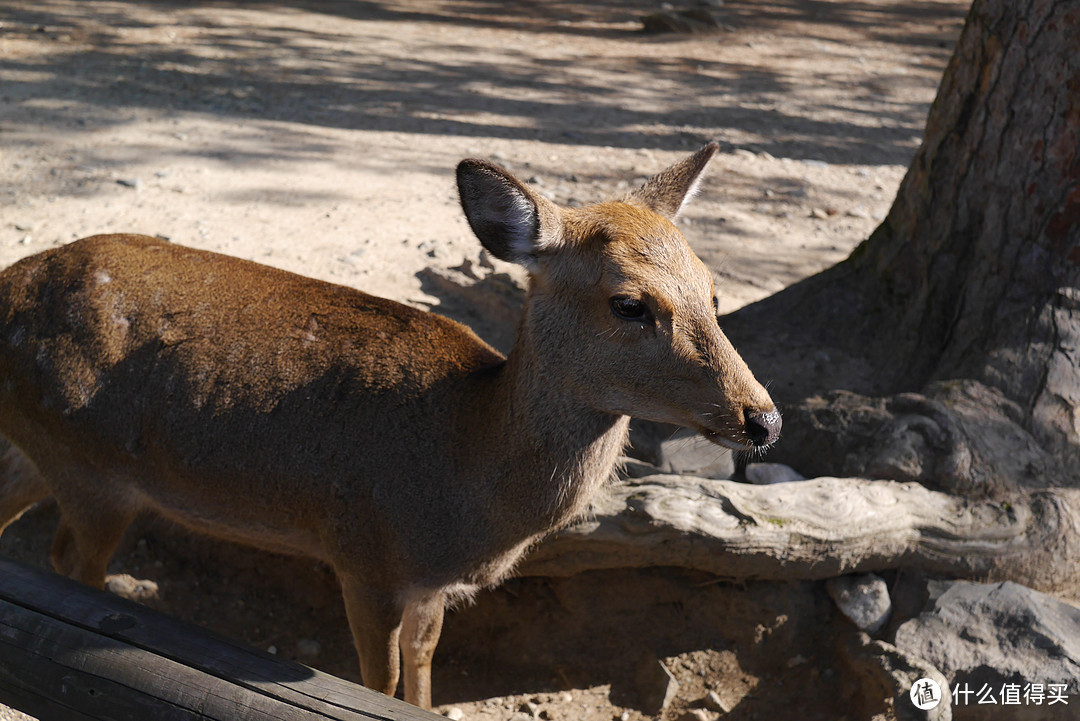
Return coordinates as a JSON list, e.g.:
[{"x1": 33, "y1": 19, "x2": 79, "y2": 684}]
[
  {"x1": 519, "y1": 475, "x2": 1080, "y2": 598},
  {"x1": 724, "y1": 0, "x2": 1080, "y2": 486}
]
